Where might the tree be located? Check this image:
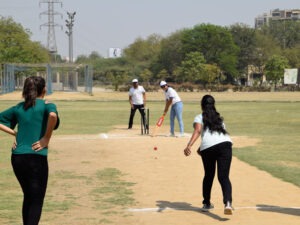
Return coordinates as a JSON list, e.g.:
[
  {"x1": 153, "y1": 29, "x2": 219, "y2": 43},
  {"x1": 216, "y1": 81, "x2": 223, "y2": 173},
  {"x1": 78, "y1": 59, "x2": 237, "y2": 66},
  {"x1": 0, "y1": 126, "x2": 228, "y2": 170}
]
[
  {"x1": 263, "y1": 20, "x2": 300, "y2": 49},
  {"x1": 251, "y1": 31, "x2": 281, "y2": 80},
  {"x1": 179, "y1": 51, "x2": 206, "y2": 83},
  {"x1": 154, "y1": 30, "x2": 185, "y2": 77},
  {"x1": 0, "y1": 17, "x2": 49, "y2": 63},
  {"x1": 156, "y1": 69, "x2": 169, "y2": 83},
  {"x1": 265, "y1": 55, "x2": 289, "y2": 90},
  {"x1": 106, "y1": 70, "x2": 129, "y2": 91},
  {"x1": 202, "y1": 64, "x2": 222, "y2": 88},
  {"x1": 229, "y1": 23, "x2": 256, "y2": 78},
  {"x1": 282, "y1": 44, "x2": 300, "y2": 68},
  {"x1": 140, "y1": 68, "x2": 152, "y2": 85},
  {"x1": 123, "y1": 34, "x2": 162, "y2": 77},
  {"x1": 181, "y1": 23, "x2": 239, "y2": 78}
]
